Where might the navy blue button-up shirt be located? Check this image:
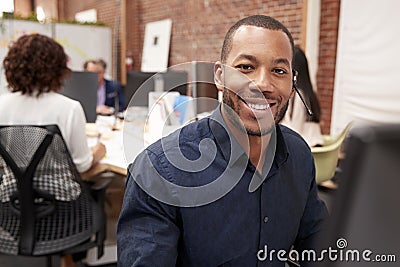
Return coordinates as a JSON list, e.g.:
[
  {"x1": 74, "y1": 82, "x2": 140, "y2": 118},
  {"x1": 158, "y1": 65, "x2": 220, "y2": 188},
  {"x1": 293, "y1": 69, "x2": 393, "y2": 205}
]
[{"x1": 118, "y1": 107, "x2": 328, "y2": 266}]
